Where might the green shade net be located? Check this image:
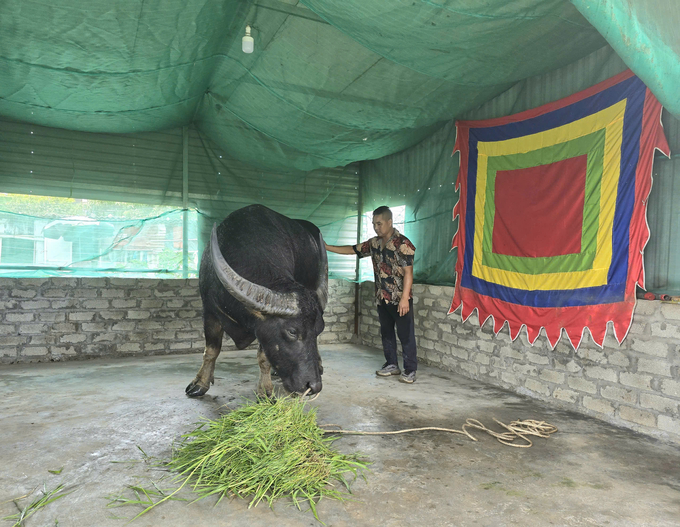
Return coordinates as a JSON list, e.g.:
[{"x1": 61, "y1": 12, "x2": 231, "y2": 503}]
[
  {"x1": 0, "y1": 0, "x2": 612, "y2": 172},
  {"x1": 360, "y1": 121, "x2": 459, "y2": 286},
  {"x1": 571, "y1": 0, "x2": 680, "y2": 117},
  {"x1": 190, "y1": 131, "x2": 360, "y2": 280}
]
